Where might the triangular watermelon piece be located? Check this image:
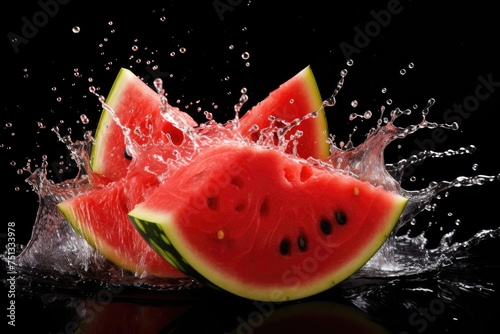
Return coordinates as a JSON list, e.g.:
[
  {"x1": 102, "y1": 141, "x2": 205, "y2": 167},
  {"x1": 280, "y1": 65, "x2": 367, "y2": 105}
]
[
  {"x1": 128, "y1": 143, "x2": 408, "y2": 300},
  {"x1": 57, "y1": 144, "x2": 186, "y2": 278},
  {"x1": 238, "y1": 66, "x2": 329, "y2": 159},
  {"x1": 90, "y1": 68, "x2": 198, "y2": 181}
]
